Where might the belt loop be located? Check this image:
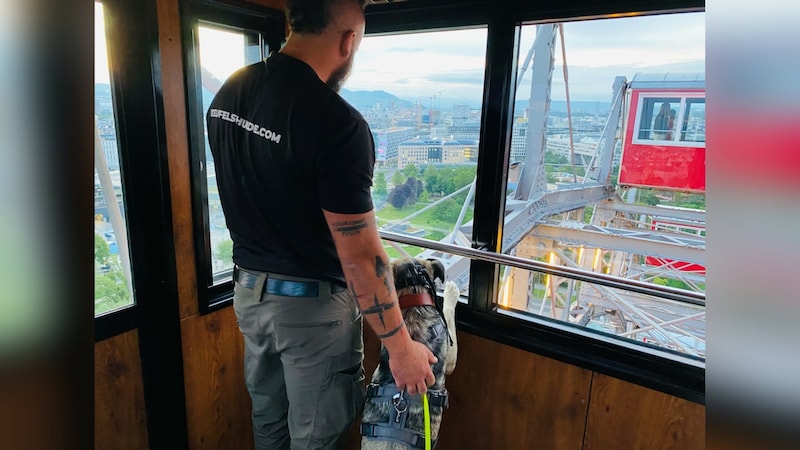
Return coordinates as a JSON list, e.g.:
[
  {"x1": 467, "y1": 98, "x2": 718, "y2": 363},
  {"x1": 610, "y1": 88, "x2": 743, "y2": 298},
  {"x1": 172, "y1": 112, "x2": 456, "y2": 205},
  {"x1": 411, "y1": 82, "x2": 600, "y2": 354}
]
[
  {"x1": 324, "y1": 280, "x2": 333, "y2": 299},
  {"x1": 259, "y1": 273, "x2": 268, "y2": 302}
]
